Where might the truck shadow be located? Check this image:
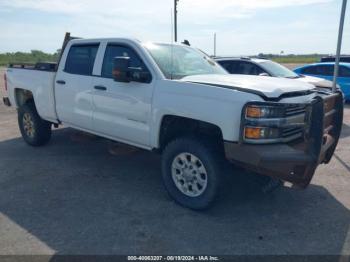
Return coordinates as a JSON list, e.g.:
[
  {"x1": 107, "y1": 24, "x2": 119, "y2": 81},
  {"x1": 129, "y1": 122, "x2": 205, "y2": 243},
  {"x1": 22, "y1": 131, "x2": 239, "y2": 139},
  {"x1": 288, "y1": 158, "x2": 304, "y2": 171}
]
[{"x1": 0, "y1": 128, "x2": 349, "y2": 255}]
